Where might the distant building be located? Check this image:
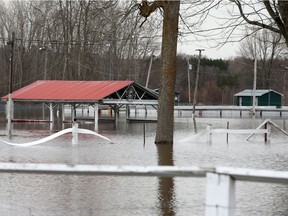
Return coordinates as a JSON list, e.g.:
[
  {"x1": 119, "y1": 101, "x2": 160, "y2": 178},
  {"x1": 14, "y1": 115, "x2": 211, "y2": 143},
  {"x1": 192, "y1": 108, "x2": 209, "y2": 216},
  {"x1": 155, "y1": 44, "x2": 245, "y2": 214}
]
[{"x1": 234, "y1": 89, "x2": 283, "y2": 108}]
